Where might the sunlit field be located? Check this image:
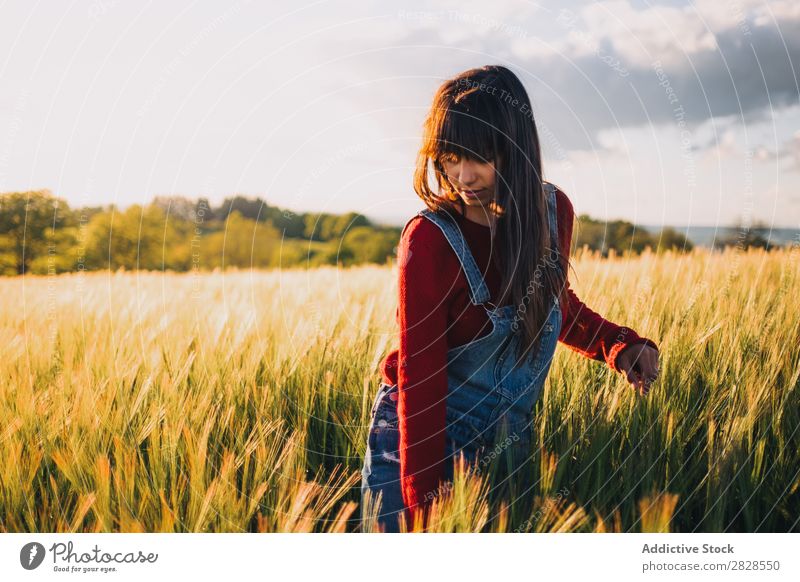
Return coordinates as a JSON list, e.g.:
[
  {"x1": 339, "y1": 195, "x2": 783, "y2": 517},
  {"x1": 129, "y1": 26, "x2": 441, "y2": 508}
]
[{"x1": 1, "y1": 246, "x2": 798, "y2": 533}]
